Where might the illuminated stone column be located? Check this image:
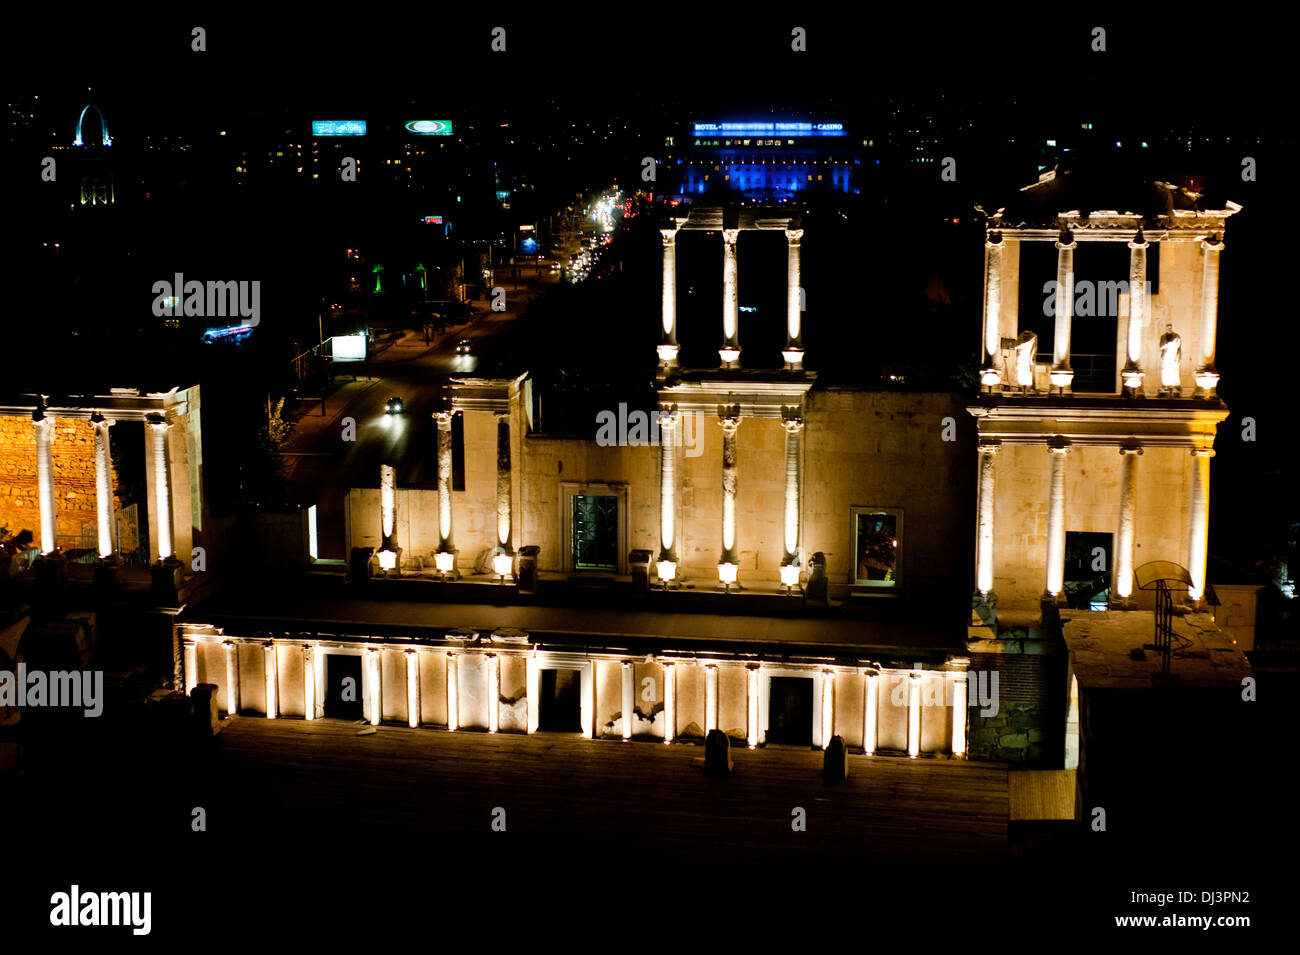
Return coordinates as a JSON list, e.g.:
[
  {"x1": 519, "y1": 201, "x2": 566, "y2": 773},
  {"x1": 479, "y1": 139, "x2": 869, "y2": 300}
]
[
  {"x1": 32, "y1": 410, "x2": 56, "y2": 555},
  {"x1": 980, "y1": 232, "x2": 1003, "y2": 385},
  {"x1": 183, "y1": 640, "x2": 197, "y2": 695},
  {"x1": 1044, "y1": 440, "x2": 1071, "y2": 599},
  {"x1": 488, "y1": 654, "x2": 499, "y2": 734},
  {"x1": 581, "y1": 662, "x2": 595, "y2": 739},
  {"x1": 719, "y1": 229, "x2": 740, "y2": 367},
  {"x1": 446, "y1": 654, "x2": 459, "y2": 731},
  {"x1": 783, "y1": 229, "x2": 805, "y2": 369},
  {"x1": 1188, "y1": 448, "x2": 1214, "y2": 603},
  {"x1": 821, "y1": 671, "x2": 834, "y2": 750},
  {"x1": 263, "y1": 642, "x2": 278, "y2": 719},
  {"x1": 91, "y1": 413, "x2": 115, "y2": 558},
  {"x1": 718, "y1": 407, "x2": 741, "y2": 588},
  {"x1": 224, "y1": 640, "x2": 240, "y2": 716},
  {"x1": 379, "y1": 463, "x2": 397, "y2": 557},
  {"x1": 1122, "y1": 232, "x2": 1148, "y2": 391},
  {"x1": 147, "y1": 413, "x2": 174, "y2": 561},
  {"x1": 434, "y1": 410, "x2": 455, "y2": 571},
  {"x1": 1051, "y1": 231, "x2": 1076, "y2": 389},
  {"x1": 1196, "y1": 237, "x2": 1224, "y2": 392},
  {"x1": 663, "y1": 663, "x2": 676, "y2": 743},
  {"x1": 862, "y1": 673, "x2": 878, "y2": 756},
  {"x1": 746, "y1": 666, "x2": 759, "y2": 749},
  {"x1": 705, "y1": 664, "x2": 718, "y2": 732},
  {"x1": 406, "y1": 650, "x2": 420, "y2": 728},
  {"x1": 621, "y1": 661, "x2": 633, "y2": 740},
  {"x1": 975, "y1": 440, "x2": 1000, "y2": 596},
  {"x1": 366, "y1": 648, "x2": 381, "y2": 726},
  {"x1": 303, "y1": 645, "x2": 316, "y2": 721},
  {"x1": 658, "y1": 228, "x2": 679, "y2": 365},
  {"x1": 493, "y1": 413, "x2": 513, "y2": 577},
  {"x1": 780, "y1": 411, "x2": 803, "y2": 575},
  {"x1": 526, "y1": 656, "x2": 540, "y2": 734},
  {"x1": 906, "y1": 672, "x2": 921, "y2": 758},
  {"x1": 657, "y1": 405, "x2": 678, "y2": 580},
  {"x1": 1114, "y1": 444, "x2": 1143, "y2": 604},
  {"x1": 950, "y1": 674, "x2": 967, "y2": 758}
]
